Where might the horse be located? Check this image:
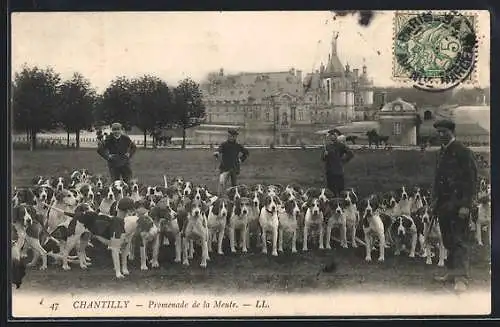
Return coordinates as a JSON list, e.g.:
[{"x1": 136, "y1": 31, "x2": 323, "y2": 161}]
[
  {"x1": 366, "y1": 130, "x2": 389, "y2": 149},
  {"x1": 345, "y1": 135, "x2": 358, "y2": 145}
]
